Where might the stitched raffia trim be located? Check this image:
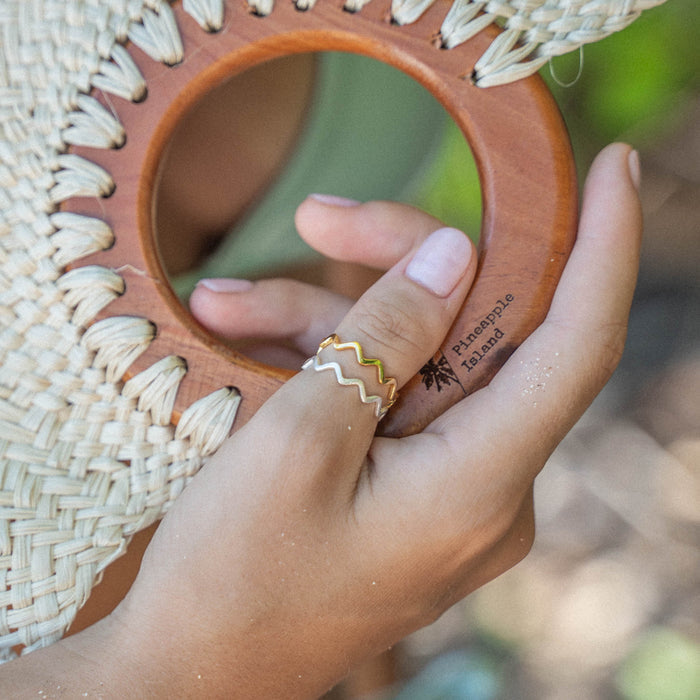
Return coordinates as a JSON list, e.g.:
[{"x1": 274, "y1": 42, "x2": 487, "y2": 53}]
[
  {"x1": 183, "y1": 0, "x2": 226, "y2": 31},
  {"x1": 436, "y1": 0, "x2": 669, "y2": 86},
  {"x1": 128, "y1": 2, "x2": 184, "y2": 66},
  {"x1": 82, "y1": 317, "x2": 156, "y2": 383},
  {"x1": 176, "y1": 387, "x2": 243, "y2": 456},
  {"x1": 245, "y1": 0, "x2": 668, "y2": 85},
  {"x1": 0, "y1": 0, "x2": 668, "y2": 660},
  {"x1": 0, "y1": 0, "x2": 244, "y2": 659}
]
